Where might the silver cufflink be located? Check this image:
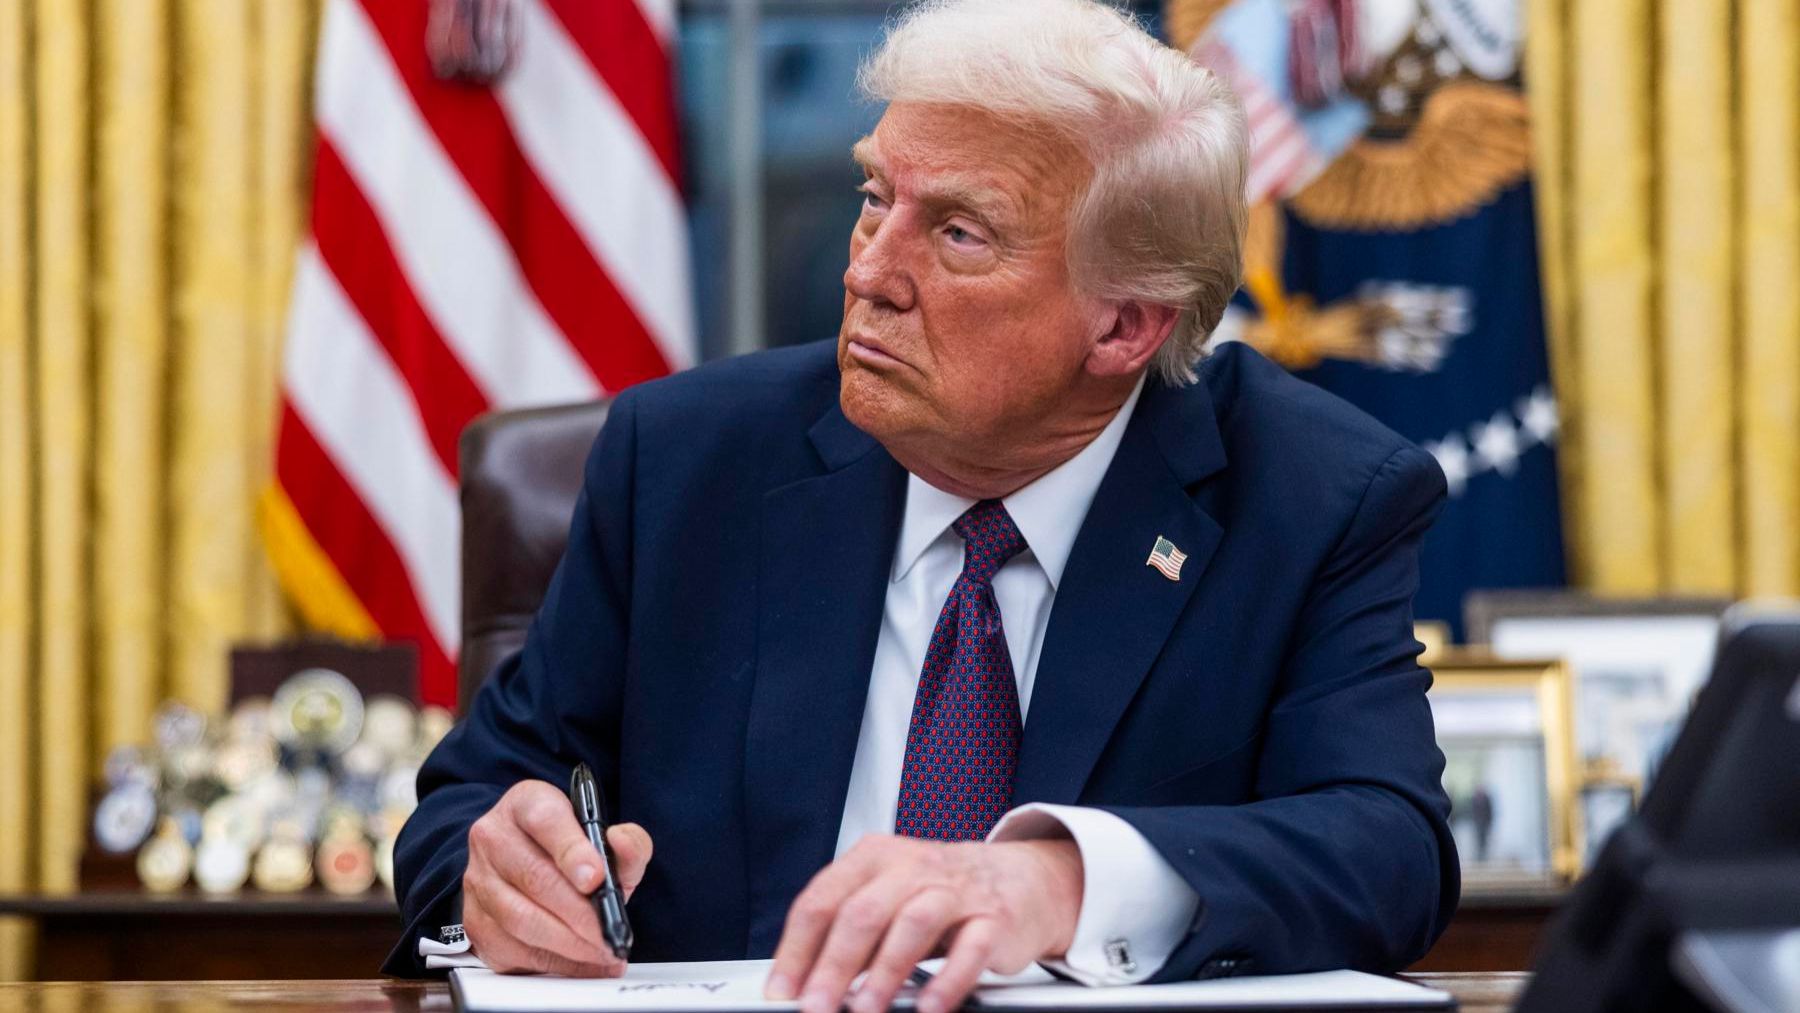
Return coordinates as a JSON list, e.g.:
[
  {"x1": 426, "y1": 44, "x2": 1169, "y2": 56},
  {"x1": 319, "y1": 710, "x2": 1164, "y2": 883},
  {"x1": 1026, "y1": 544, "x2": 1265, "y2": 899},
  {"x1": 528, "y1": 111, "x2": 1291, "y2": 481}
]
[{"x1": 1104, "y1": 938, "x2": 1137, "y2": 973}]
